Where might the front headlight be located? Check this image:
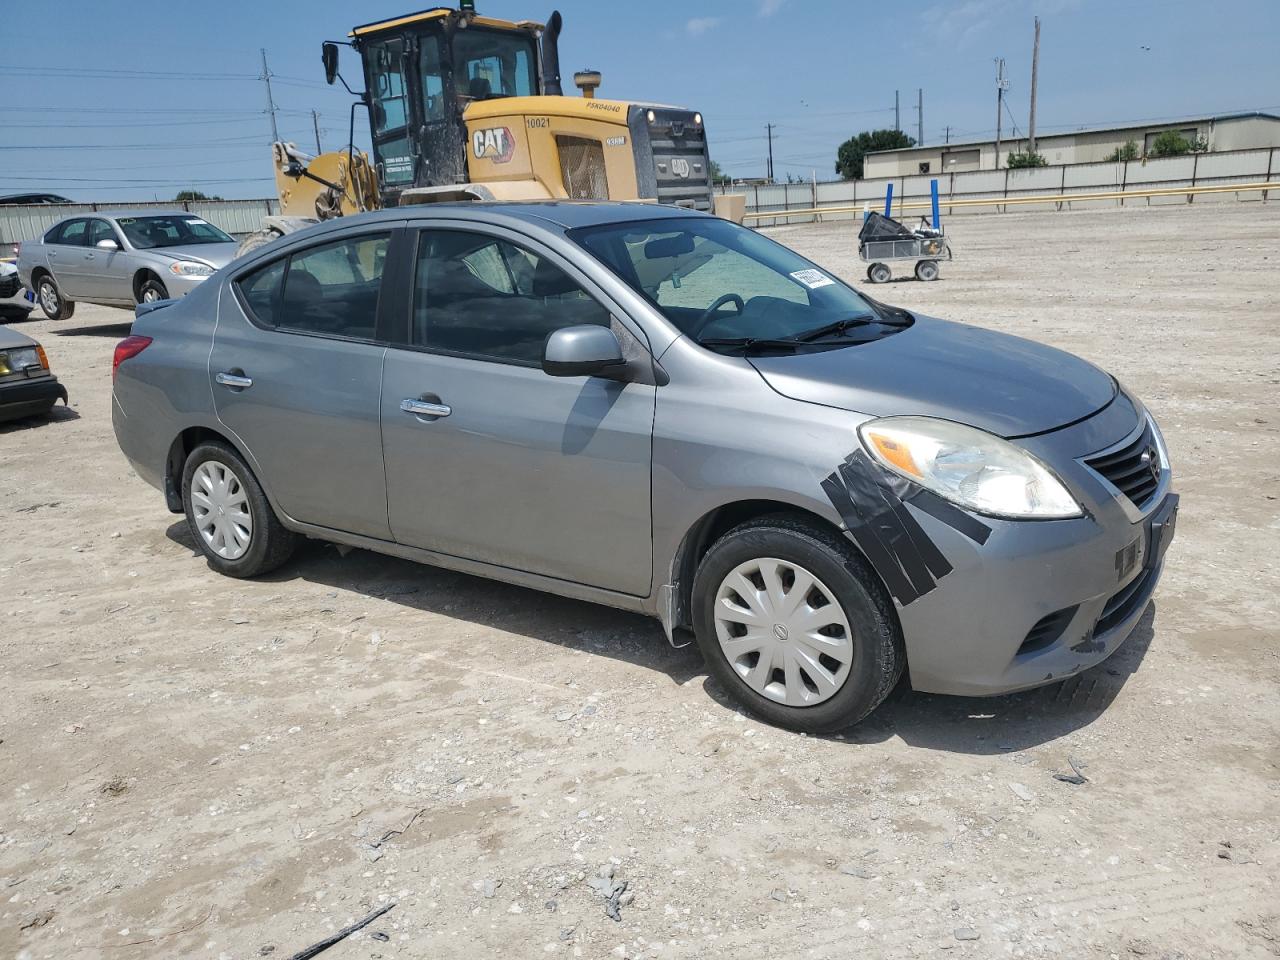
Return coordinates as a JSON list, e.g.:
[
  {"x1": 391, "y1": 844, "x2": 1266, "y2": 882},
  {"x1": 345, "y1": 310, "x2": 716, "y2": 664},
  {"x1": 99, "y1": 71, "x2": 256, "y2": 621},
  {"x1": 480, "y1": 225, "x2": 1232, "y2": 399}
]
[
  {"x1": 169, "y1": 261, "x2": 214, "y2": 277},
  {"x1": 0, "y1": 347, "x2": 41, "y2": 376},
  {"x1": 858, "y1": 416, "x2": 1082, "y2": 519}
]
